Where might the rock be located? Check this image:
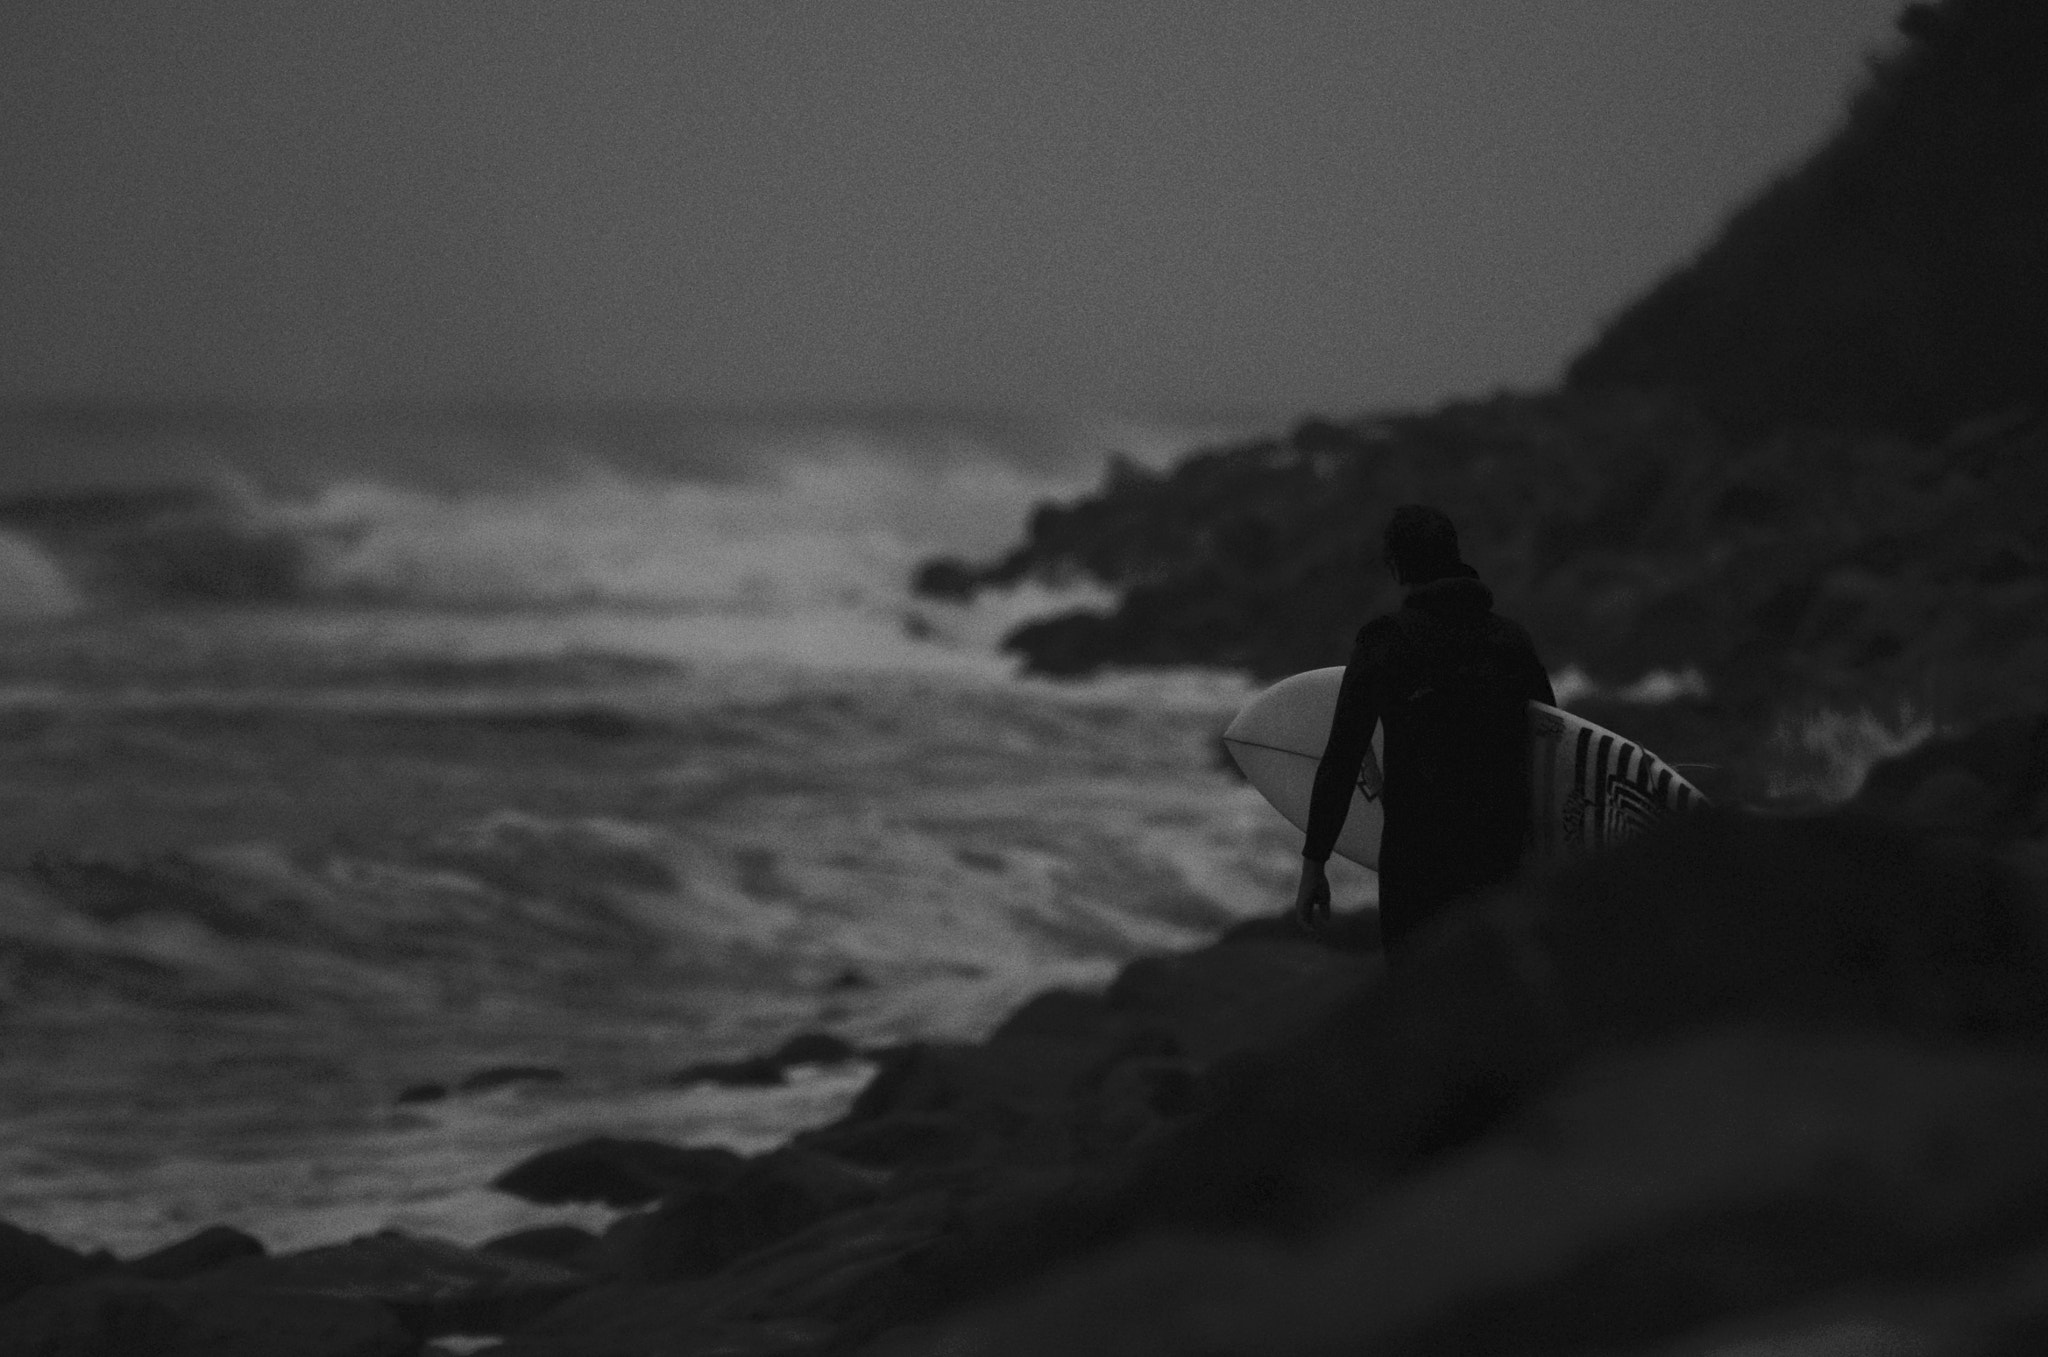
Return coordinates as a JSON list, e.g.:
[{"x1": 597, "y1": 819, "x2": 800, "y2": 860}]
[
  {"x1": 981, "y1": 987, "x2": 1119, "y2": 1046},
  {"x1": 910, "y1": 556, "x2": 982, "y2": 602},
  {"x1": 769, "y1": 1031, "x2": 858, "y2": 1068},
  {"x1": 495, "y1": 1294, "x2": 836, "y2": 1357},
  {"x1": 789, "y1": 942, "x2": 1359, "y2": 1187},
  {"x1": 492, "y1": 1138, "x2": 745, "y2": 1208},
  {"x1": 121, "y1": 1224, "x2": 266, "y2": 1281},
  {"x1": 0, "y1": 1276, "x2": 414, "y2": 1357},
  {"x1": 870, "y1": 807, "x2": 2048, "y2": 1332},
  {"x1": 1104, "y1": 933, "x2": 1372, "y2": 1063},
  {"x1": 1215, "y1": 906, "x2": 1380, "y2": 953},
  {"x1": 1117, "y1": 808, "x2": 2048, "y2": 1240},
  {"x1": 0, "y1": 1219, "x2": 109, "y2": 1305},
  {"x1": 797, "y1": 1111, "x2": 982, "y2": 1170},
  {"x1": 456, "y1": 1065, "x2": 567, "y2": 1094},
  {"x1": 678, "y1": 1188, "x2": 954, "y2": 1332},
  {"x1": 834, "y1": 1042, "x2": 980, "y2": 1123},
  {"x1": 598, "y1": 1148, "x2": 890, "y2": 1281},
  {"x1": 879, "y1": 1033, "x2": 2048, "y2": 1357},
  {"x1": 842, "y1": 997, "x2": 1175, "y2": 1127},
  {"x1": 479, "y1": 1224, "x2": 602, "y2": 1271},
  {"x1": 202, "y1": 1229, "x2": 588, "y2": 1337},
  {"x1": 670, "y1": 1054, "x2": 786, "y2": 1089},
  {"x1": 503, "y1": 1192, "x2": 955, "y2": 1354},
  {"x1": 1079, "y1": 1057, "x2": 1205, "y2": 1158},
  {"x1": 811, "y1": 1042, "x2": 1062, "y2": 1170}
]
